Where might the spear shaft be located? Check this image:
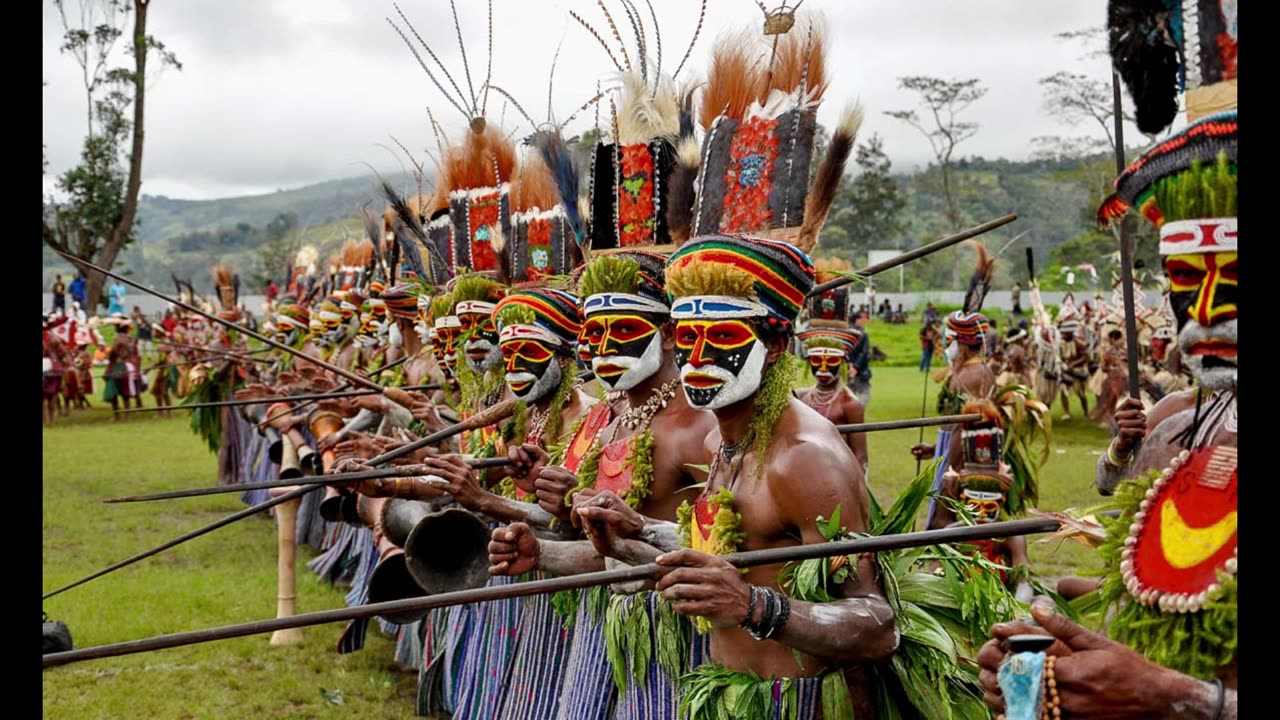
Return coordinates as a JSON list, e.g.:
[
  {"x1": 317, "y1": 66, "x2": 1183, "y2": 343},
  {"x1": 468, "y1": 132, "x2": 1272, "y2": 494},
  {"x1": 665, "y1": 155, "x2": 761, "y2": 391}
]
[
  {"x1": 808, "y1": 214, "x2": 1018, "y2": 296},
  {"x1": 42, "y1": 514, "x2": 1101, "y2": 668}
]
